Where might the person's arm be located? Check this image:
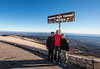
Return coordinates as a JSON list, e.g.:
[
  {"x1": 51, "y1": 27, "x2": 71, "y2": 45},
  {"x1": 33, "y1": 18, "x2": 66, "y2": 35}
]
[
  {"x1": 66, "y1": 39, "x2": 69, "y2": 51},
  {"x1": 53, "y1": 37, "x2": 55, "y2": 48}
]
